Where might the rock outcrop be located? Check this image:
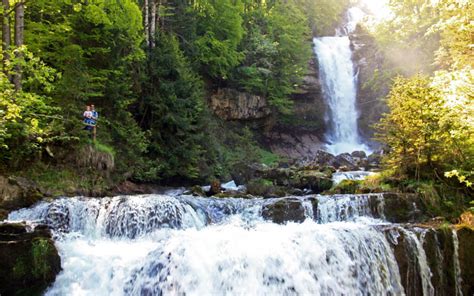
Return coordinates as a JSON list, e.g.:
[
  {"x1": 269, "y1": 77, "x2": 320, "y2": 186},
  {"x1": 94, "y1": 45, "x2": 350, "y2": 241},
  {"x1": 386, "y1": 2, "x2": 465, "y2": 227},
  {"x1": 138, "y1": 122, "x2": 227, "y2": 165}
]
[
  {"x1": 0, "y1": 176, "x2": 44, "y2": 215},
  {"x1": 457, "y1": 226, "x2": 474, "y2": 295},
  {"x1": 261, "y1": 197, "x2": 317, "y2": 224},
  {"x1": 0, "y1": 222, "x2": 61, "y2": 295},
  {"x1": 210, "y1": 88, "x2": 271, "y2": 120},
  {"x1": 383, "y1": 225, "x2": 474, "y2": 296},
  {"x1": 265, "y1": 53, "x2": 327, "y2": 160}
]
